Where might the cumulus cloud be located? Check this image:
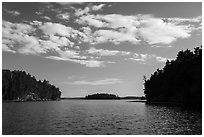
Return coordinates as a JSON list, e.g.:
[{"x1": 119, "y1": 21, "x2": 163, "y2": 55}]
[
  {"x1": 2, "y1": 20, "x2": 46, "y2": 55},
  {"x1": 138, "y1": 17, "x2": 191, "y2": 44},
  {"x1": 76, "y1": 15, "x2": 106, "y2": 28},
  {"x1": 56, "y1": 13, "x2": 70, "y2": 20},
  {"x1": 4, "y1": 9, "x2": 20, "y2": 16},
  {"x1": 39, "y1": 22, "x2": 74, "y2": 37},
  {"x1": 3, "y1": 9, "x2": 201, "y2": 66},
  {"x1": 75, "y1": 4, "x2": 105, "y2": 16},
  {"x1": 93, "y1": 29, "x2": 139, "y2": 44},
  {"x1": 76, "y1": 14, "x2": 200, "y2": 45},
  {"x1": 2, "y1": 20, "x2": 106, "y2": 67},
  {"x1": 2, "y1": 39, "x2": 16, "y2": 53},
  {"x1": 35, "y1": 11, "x2": 42, "y2": 15},
  {"x1": 128, "y1": 53, "x2": 170, "y2": 64},
  {"x1": 92, "y1": 4, "x2": 105, "y2": 11},
  {"x1": 63, "y1": 78, "x2": 122, "y2": 85},
  {"x1": 75, "y1": 7, "x2": 90, "y2": 16}
]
